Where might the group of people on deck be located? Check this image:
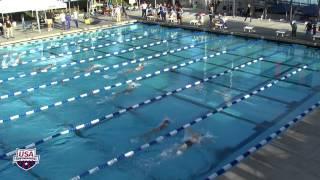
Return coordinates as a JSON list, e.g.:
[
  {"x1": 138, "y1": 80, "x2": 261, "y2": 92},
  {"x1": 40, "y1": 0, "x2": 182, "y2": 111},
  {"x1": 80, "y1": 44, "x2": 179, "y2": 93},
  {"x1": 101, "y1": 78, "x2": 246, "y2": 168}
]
[
  {"x1": 141, "y1": 1, "x2": 184, "y2": 24},
  {"x1": 58, "y1": 10, "x2": 79, "y2": 30},
  {"x1": 103, "y1": 4, "x2": 128, "y2": 22}
]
